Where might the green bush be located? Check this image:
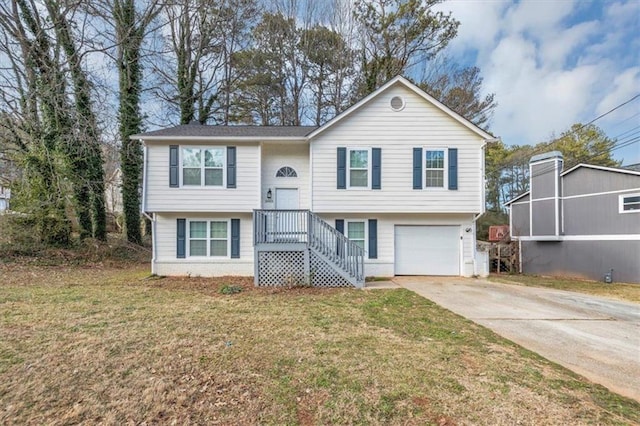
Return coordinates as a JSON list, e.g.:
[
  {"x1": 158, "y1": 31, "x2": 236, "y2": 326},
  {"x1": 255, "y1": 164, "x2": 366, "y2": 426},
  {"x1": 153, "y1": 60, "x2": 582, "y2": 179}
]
[{"x1": 219, "y1": 284, "x2": 243, "y2": 295}]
